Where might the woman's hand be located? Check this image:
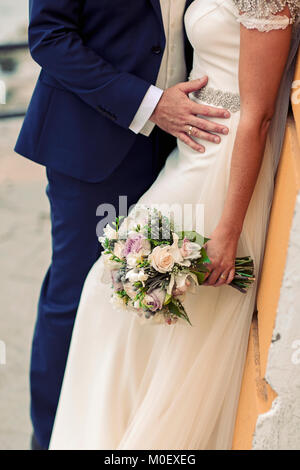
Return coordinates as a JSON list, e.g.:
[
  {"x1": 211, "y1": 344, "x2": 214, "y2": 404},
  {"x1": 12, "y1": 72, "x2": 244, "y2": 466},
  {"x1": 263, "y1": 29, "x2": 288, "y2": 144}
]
[{"x1": 202, "y1": 225, "x2": 240, "y2": 287}]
